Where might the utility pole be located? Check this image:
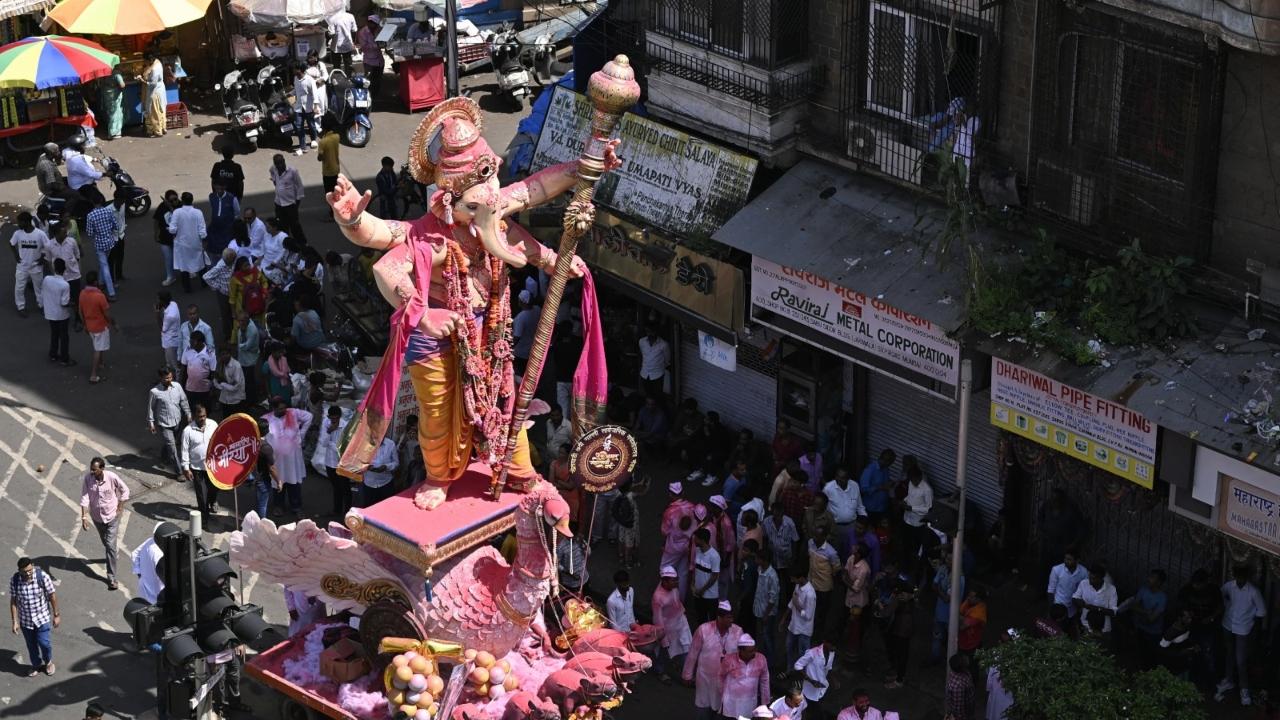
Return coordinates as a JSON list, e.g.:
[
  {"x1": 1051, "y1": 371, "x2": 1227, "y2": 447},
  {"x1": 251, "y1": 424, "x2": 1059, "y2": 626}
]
[
  {"x1": 946, "y1": 359, "x2": 972, "y2": 660},
  {"x1": 444, "y1": 0, "x2": 459, "y2": 97}
]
